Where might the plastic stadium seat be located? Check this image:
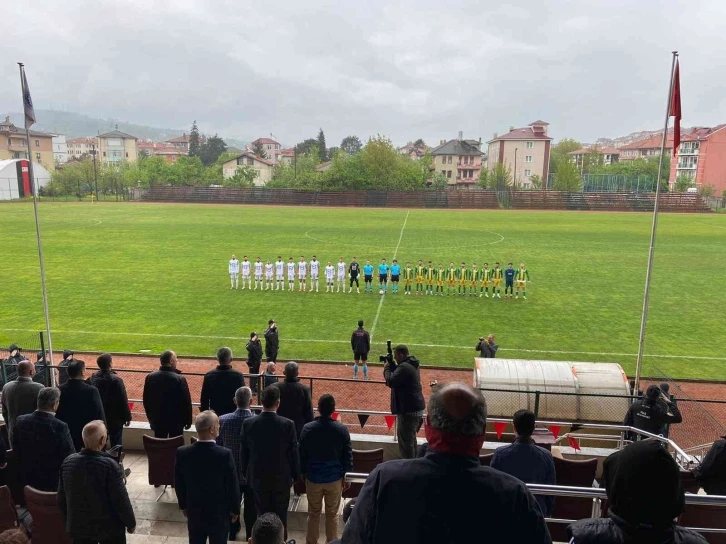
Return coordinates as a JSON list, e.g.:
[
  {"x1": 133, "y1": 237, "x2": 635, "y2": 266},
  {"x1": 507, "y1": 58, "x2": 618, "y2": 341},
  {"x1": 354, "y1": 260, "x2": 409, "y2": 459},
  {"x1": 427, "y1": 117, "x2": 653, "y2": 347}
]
[
  {"x1": 0, "y1": 486, "x2": 18, "y2": 532},
  {"x1": 142, "y1": 434, "x2": 184, "y2": 501},
  {"x1": 343, "y1": 449, "x2": 384, "y2": 499},
  {"x1": 679, "y1": 504, "x2": 726, "y2": 544},
  {"x1": 24, "y1": 486, "x2": 72, "y2": 544},
  {"x1": 548, "y1": 456, "x2": 598, "y2": 542}
]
